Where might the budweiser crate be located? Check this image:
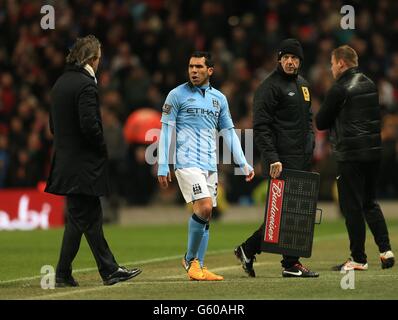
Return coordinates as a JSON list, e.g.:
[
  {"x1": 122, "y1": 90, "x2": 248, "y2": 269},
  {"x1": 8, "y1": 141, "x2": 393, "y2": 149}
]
[{"x1": 261, "y1": 169, "x2": 320, "y2": 258}]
